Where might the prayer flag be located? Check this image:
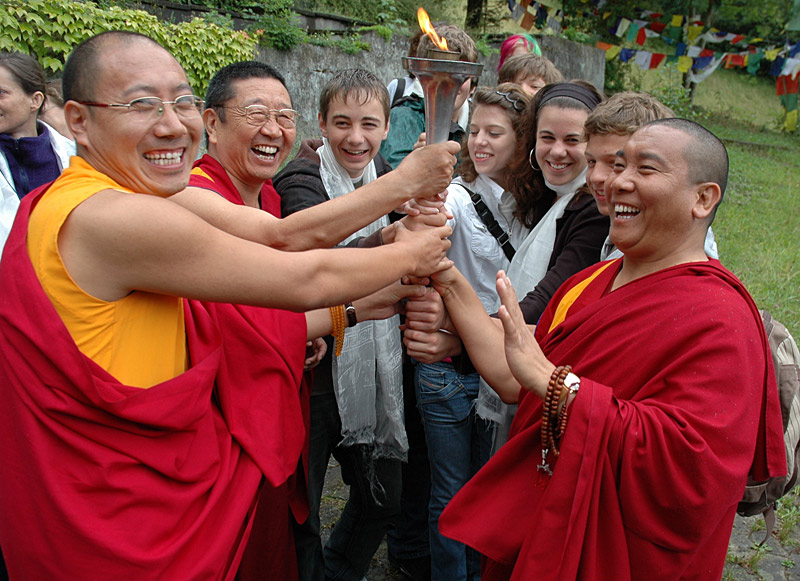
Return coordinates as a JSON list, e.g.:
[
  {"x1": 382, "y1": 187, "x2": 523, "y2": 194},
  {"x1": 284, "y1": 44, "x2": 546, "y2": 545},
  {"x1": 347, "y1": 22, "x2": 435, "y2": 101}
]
[
  {"x1": 677, "y1": 55, "x2": 693, "y2": 72},
  {"x1": 649, "y1": 53, "x2": 666, "y2": 69},
  {"x1": 634, "y1": 51, "x2": 652, "y2": 69},
  {"x1": 616, "y1": 18, "x2": 630, "y2": 37},
  {"x1": 688, "y1": 25, "x2": 704, "y2": 43},
  {"x1": 605, "y1": 44, "x2": 623, "y2": 61},
  {"x1": 521, "y1": 10, "x2": 535, "y2": 30},
  {"x1": 619, "y1": 48, "x2": 635, "y2": 62},
  {"x1": 671, "y1": 14, "x2": 683, "y2": 27},
  {"x1": 784, "y1": 109, "x2": 797, "y2": 132},
  {"x1": 626, "y1": 22, "x2": 639, "y2": 42}
]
